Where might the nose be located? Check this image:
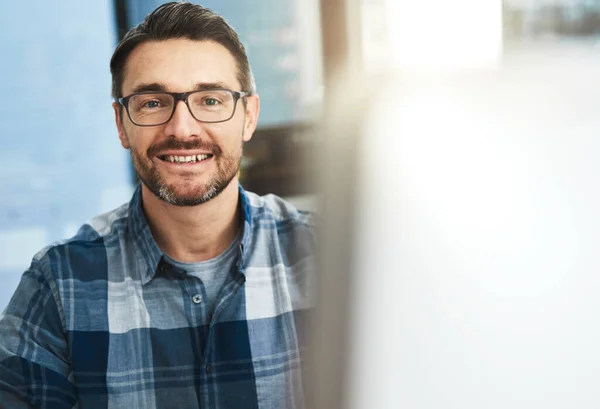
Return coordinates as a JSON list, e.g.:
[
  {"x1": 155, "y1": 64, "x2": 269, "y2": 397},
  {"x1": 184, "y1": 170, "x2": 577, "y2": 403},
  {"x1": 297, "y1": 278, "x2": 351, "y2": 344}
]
[{"x1": 163, "y1": 100, "x2": 199, "y2": 138}]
